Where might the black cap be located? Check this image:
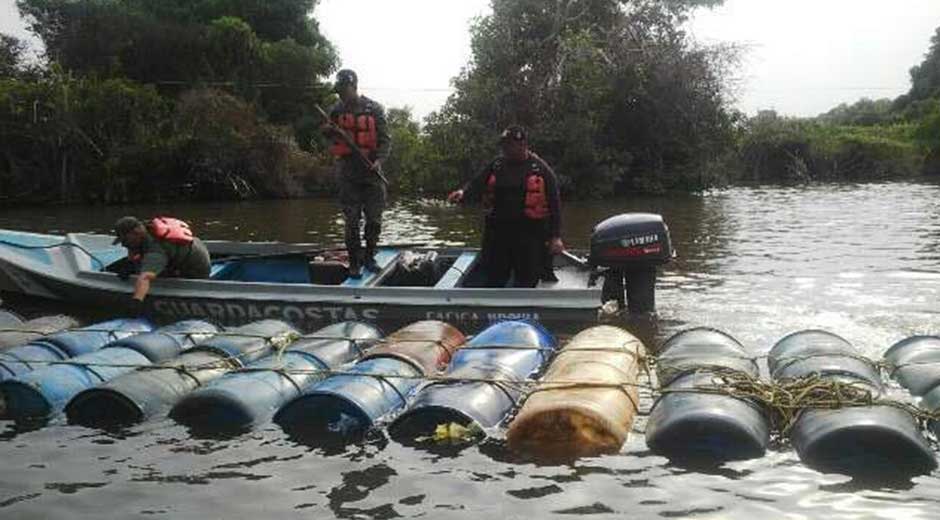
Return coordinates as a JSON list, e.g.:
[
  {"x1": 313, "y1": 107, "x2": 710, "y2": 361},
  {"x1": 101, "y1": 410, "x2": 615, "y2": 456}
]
[
  {"x1": 112, "y1": 216, "x2": 142, "y2": 245},
  {"x1": 499, "y1": 125, "x2": 527, "y2": 143},
  {"x1": 334, "y1": 69, "x2": 358, "y2": 92}
]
